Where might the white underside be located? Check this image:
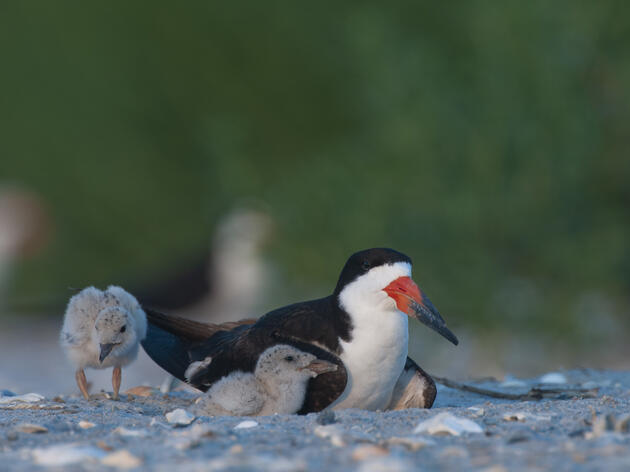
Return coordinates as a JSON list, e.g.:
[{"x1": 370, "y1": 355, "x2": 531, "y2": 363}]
[
  {"x1": 332, "y1": 311, "x2": 408, "y2": 410},
  {"x1": 331, "y1": 261, "x2": 412, "y2": 410}
]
